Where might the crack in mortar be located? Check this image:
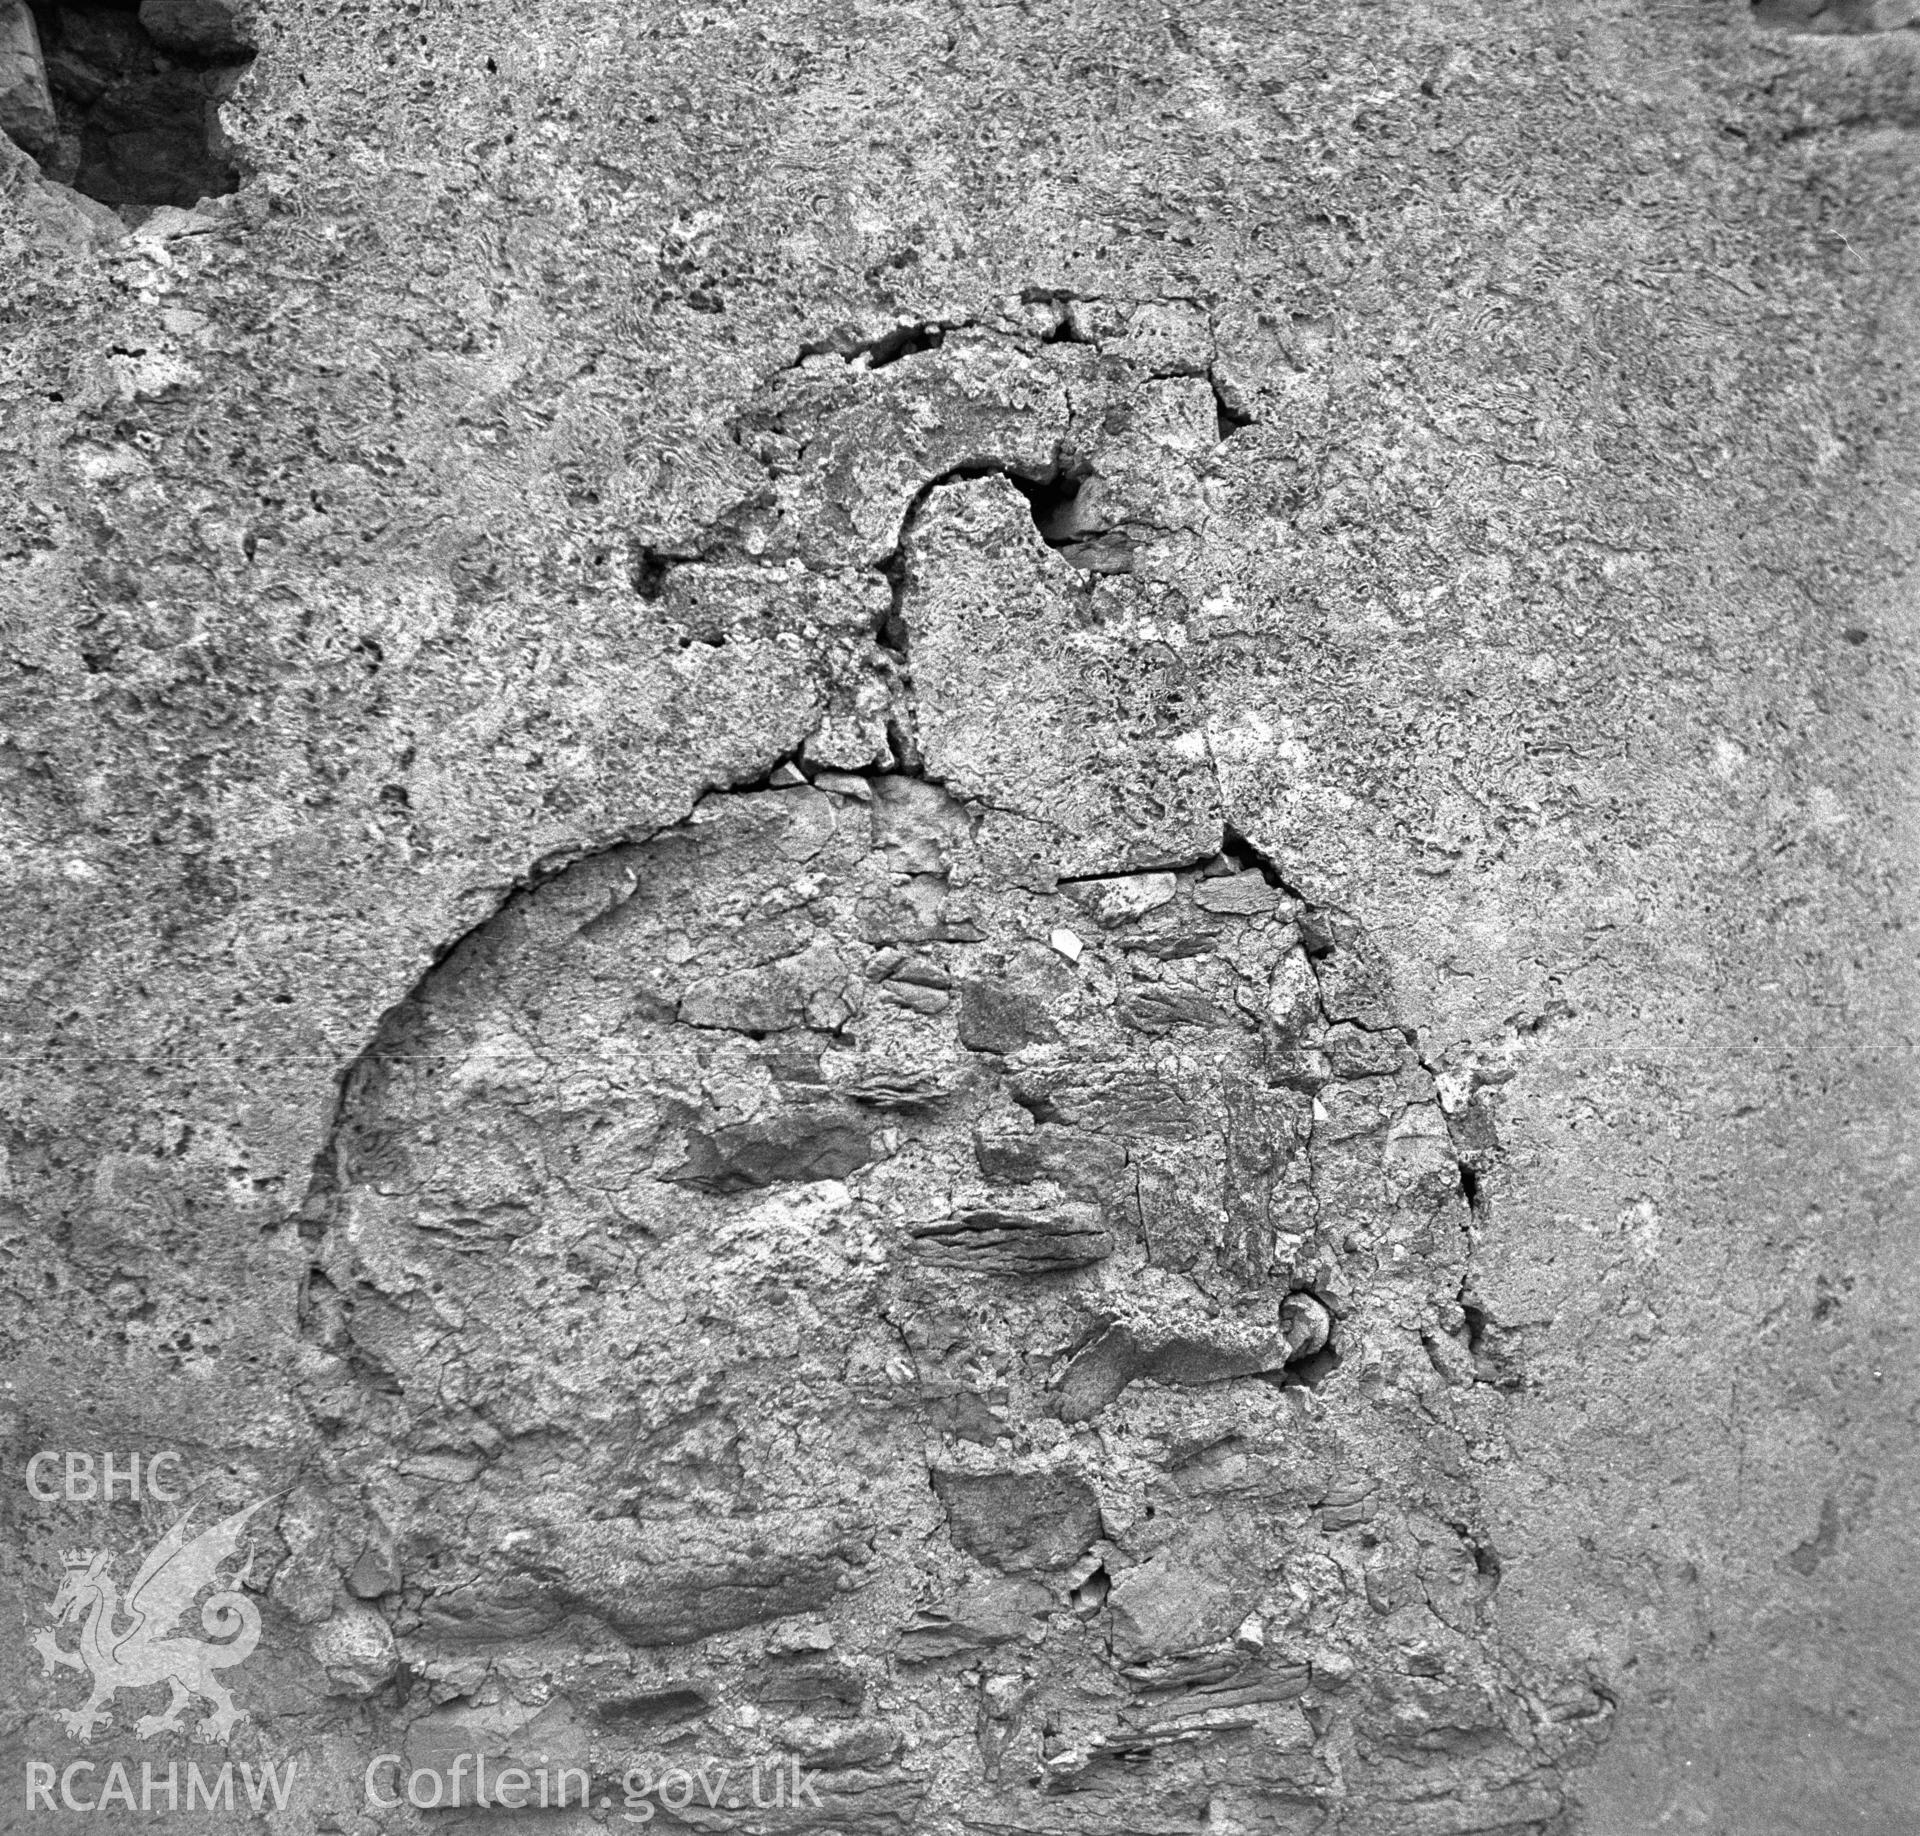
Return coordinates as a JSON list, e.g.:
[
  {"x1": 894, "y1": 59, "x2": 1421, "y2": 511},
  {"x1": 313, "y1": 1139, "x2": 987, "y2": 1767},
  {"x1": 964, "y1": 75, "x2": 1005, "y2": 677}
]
[
  {"x1": 397, "y1": 362, "x2": 1141, "y2": 1085},
  {"x1": 289, "y1": 745, "x2": 826, "y2": 1243},
  {"x1": 302, "y1": 425, "x2": 1498, "y2": 1438},
  {"x1": 284, "y1": 327, "x2": 1543, "y2": 1818}
]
